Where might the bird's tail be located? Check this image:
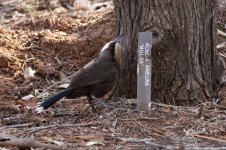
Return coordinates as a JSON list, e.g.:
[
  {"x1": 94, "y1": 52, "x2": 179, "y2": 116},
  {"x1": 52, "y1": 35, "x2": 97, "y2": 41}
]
[{"x1": 39, "y1": 89, "x2": 73, "y2": 110}]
